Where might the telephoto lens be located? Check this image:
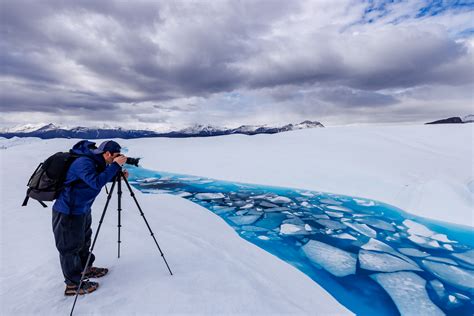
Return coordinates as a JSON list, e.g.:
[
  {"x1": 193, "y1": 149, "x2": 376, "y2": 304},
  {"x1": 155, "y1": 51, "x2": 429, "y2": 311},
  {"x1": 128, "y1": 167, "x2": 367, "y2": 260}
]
[{"x1": 125, "y1": 157, "x2": 140, "y2": 167}]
